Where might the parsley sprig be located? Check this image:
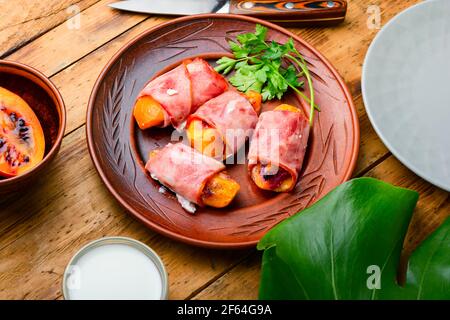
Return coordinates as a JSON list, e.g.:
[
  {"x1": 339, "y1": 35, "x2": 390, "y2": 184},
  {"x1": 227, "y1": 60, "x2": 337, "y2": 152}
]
[{"x1": 215, "y1": 24, "x2": 319, "y2": 125}]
